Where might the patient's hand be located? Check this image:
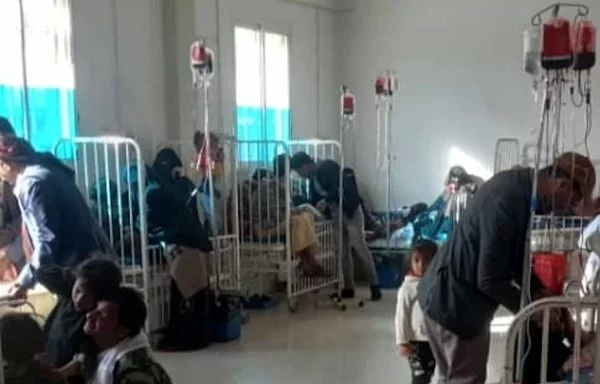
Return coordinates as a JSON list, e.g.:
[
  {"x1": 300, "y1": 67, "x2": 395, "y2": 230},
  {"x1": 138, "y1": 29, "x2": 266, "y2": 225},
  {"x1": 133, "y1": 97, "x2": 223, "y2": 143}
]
[{"x1": 316, "y1": 199, "x2": 328, "y2": 213}]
